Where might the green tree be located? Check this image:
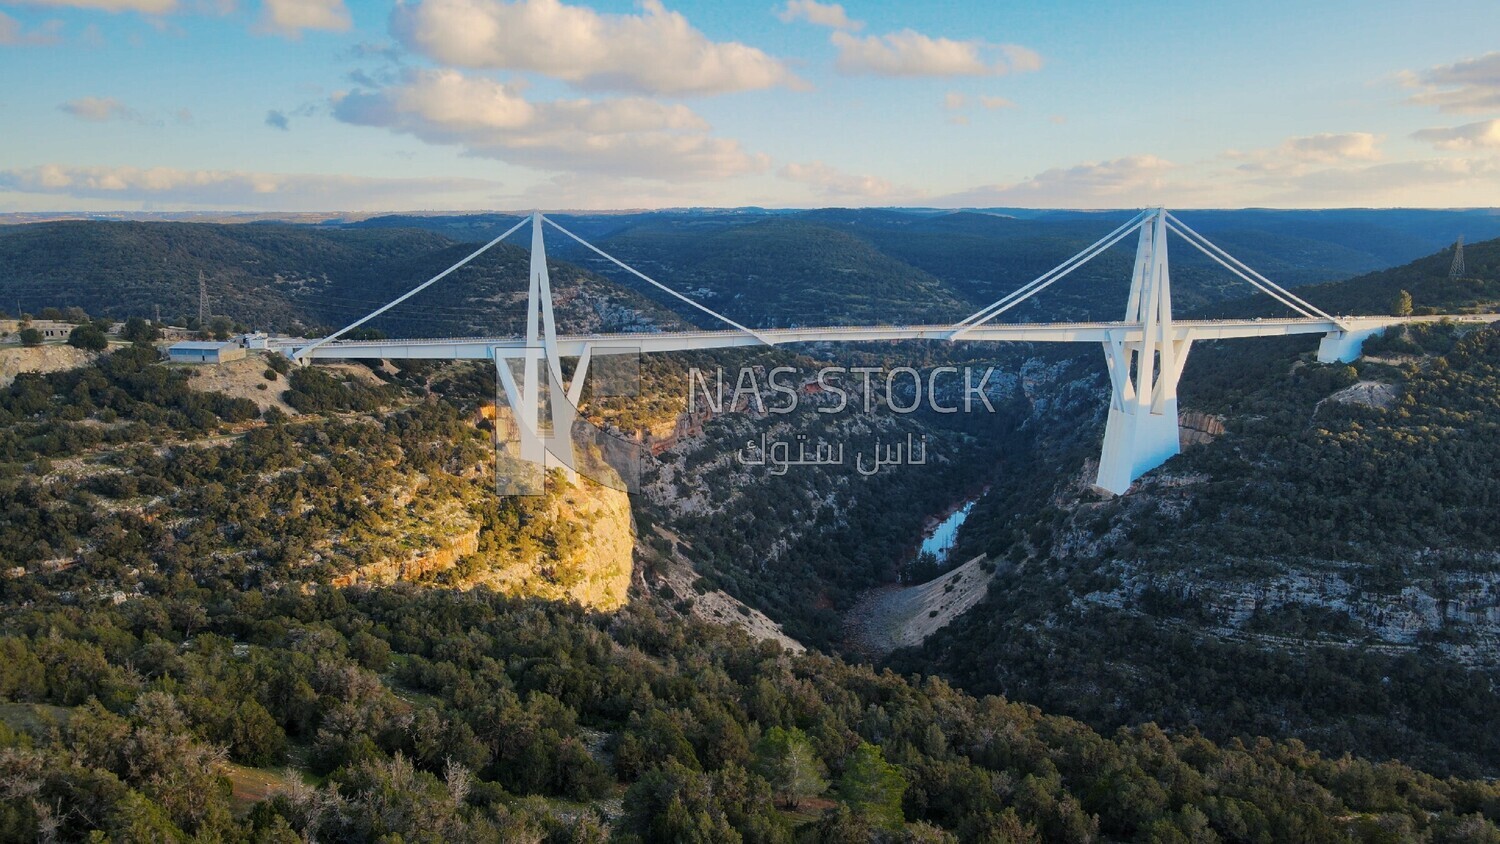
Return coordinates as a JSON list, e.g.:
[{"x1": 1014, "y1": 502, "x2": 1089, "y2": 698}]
[
  {"x1": 68, "y1": 323, "x2": 109, "y2": 351},
  {"x1": 228, "y1": 698, "x2": 286, "y2": 767},
  {"x1": 622, "y1": 761, "x2": 742, "y2": 844},
  {"x1": 122, "y1": 316, "x2": 161, "y2": 345},
  {"x1": 17, "y1": 327, "x2": 42, "y2": 347},
  {"x1": 109, "y1": 792, "x2": 188, "y2": 843},
  {"x1": 1393, "y1": 288, "x2": 1414, "y2": 317},
  {"x1": 837, "y1": 742, "x2": 907, "y2": 831},
  {"x1": 752, "y1": 726, "x2": 827, "y2": 809},
  {"x1": 811, "y1": 804, "x2": 874, "y2": 843}
]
